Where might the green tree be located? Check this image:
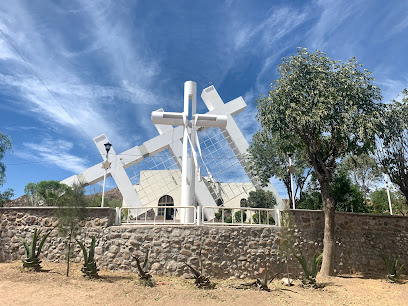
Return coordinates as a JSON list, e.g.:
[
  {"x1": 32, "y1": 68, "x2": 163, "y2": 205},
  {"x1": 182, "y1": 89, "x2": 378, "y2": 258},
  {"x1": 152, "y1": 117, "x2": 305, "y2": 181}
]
[
  {"x1": 24, "y1": 180, "x2": 70, "y2": 206},
  {"x1": 377, "y1": 89, "x2": 408, "y2": 205},
  {"x1": 246, "y1": 189, "x2": 277, "y2": 209},
  {"x1": 300, "y1": 171, "x2": 367, "y2": 213},
  {"x1": 0, "y1": 131, "x2": 13, "y2": 207},
  {"x1": 247, "y1": 130, "x2": 312, "y2": 207},
  {"x1": 24, "y1": 182, "x2": 39, "y2": 206},
  {"x1": 56, "y1": 183, "x2": 87, "y2": 276},
  {"x1": 369, "y1": 188, "x2": 406, "y2": 215},
  {"x1": 256, "y1": 48, "x2": 382, "y2": 276},
  {"x1": 340, "y1": 153, "x2": 381, "y2": 200}
]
